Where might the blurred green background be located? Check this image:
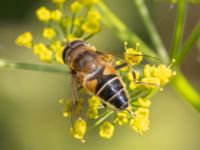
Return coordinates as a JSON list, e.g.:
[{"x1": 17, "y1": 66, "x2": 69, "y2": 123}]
[{"x1": 0, "y1": 0, "x2": 200, "y2": 150}]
